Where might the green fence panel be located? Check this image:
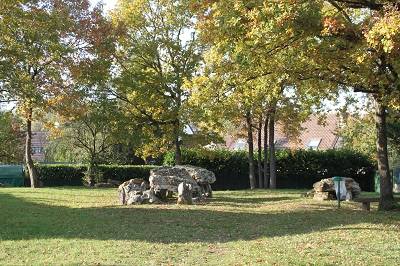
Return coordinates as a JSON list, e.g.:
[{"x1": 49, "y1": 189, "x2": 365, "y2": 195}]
[
  {"x1": 0, "y1": 165, "x2": 24, "y2": 187},
  {"x1": 375, "y1": 167, "x2": 400, "y2": 193}
]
